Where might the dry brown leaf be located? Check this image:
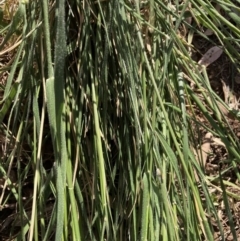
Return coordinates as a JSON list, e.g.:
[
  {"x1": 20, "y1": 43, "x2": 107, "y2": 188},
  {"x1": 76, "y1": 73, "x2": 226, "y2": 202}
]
[
  {"x1": 206, "y1": 94, "x2": 235, "y2": 119},
  {"x1": 210, "y1": 100, "x2": 236, "y2": 120},
  {"x1": 146, "y1": 43, "x2": 151, "y2": 54},
  {"x1": 221, "y1": 80, "x2": 238, "y2": 110},
  {"x1": 197, "y1": 132, "x2": 213, "y2": 167},
  {"x1": 222, "y1": 80, "x2": 230, "y2": 103},
  {"x1": 212, "y1": 137, "x2": 226, "y2": 149},
  {"x1": 216, "y1": 101, "x2": 230, "y2": 116},
  {"x1": 193, "y1": 133, "x2": 213, "y2": 182},
  {"x1": 204, "y1": 28, "x2": 214, "y2": 36},
  {"x1": 216, "y1": 100, "x2": 237, "y2": 120},
  {"x1": 198, "y1": 46, "x2": 223, "y2": 67}
]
